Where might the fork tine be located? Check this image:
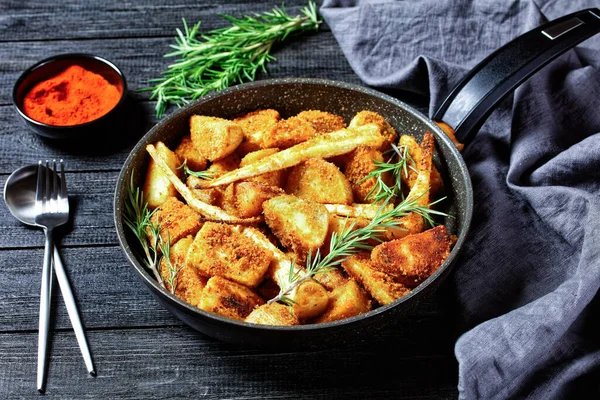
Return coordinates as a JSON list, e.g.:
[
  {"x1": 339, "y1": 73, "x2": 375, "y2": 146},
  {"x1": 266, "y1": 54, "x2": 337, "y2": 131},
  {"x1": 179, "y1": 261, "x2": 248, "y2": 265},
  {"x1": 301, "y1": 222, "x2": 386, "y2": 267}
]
[
  {"x1": 52, "y1": 160, "x2": 58, "y2": 204},
  {"x1": 36, "y1": 161, "x2": 44, "y2": 207},
  {"x1": 44, "y1": 160, "x2": 51, "y2": 212},
  {"x1": 59, "y1": 159, "x2": 67, "y2": 201}
]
